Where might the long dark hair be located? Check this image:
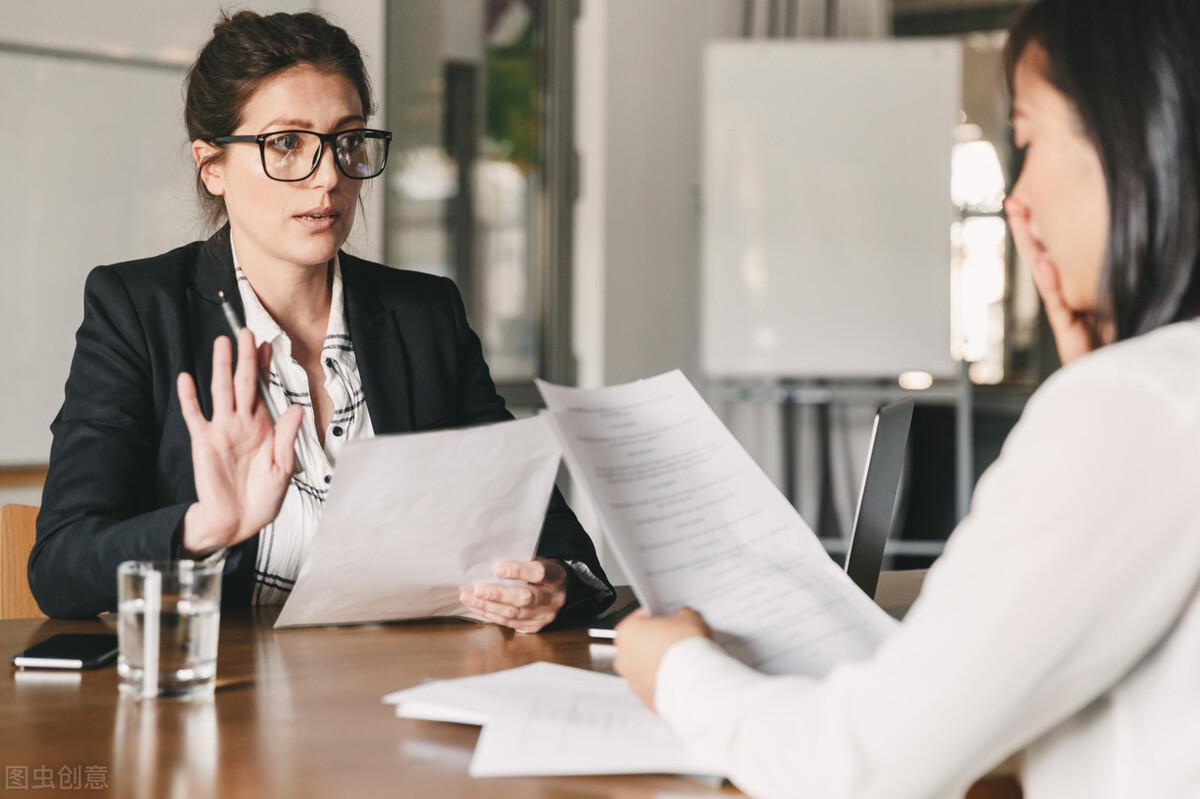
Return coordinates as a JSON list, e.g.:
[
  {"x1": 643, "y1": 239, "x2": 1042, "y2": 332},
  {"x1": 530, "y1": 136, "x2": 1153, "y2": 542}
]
[
  {"x1": 1005, "y1": 0, "x2": 1200, "y2": 341},
  {"x1": 184, "y1": 11, "x2": 375, "y2": 229}
]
